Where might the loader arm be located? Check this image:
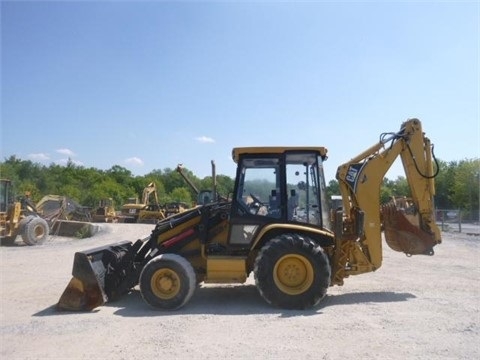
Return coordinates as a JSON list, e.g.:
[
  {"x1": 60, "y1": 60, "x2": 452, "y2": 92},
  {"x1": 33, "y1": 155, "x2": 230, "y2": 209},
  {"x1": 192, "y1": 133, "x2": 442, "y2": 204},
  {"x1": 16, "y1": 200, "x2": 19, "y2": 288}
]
[{"x1": 332, "y1": 119, "x2": 441, "y2": 285}]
